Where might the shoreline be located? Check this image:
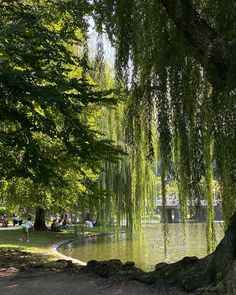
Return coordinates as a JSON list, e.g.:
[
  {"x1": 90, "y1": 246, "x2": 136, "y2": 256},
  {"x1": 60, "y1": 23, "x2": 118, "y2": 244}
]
[
  {"x1": 51, "y1": 238, "x2": 87, "y2": 266},
  {"x1": 50, "y1": 231, "x2": 113, "y2": 266}
]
